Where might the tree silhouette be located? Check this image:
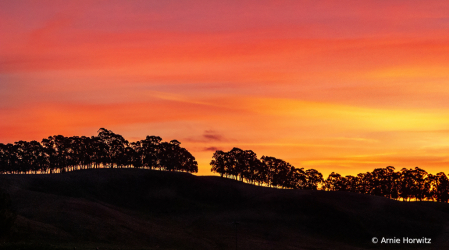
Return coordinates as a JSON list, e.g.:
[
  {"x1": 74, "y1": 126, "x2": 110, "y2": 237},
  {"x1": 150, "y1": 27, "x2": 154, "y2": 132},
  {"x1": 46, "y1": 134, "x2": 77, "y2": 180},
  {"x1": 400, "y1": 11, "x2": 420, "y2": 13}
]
[
  {"x1": 229, "y1": 148, "x2": 245, "y2": 181},
  {"x1": 0, "y1": 128, "x2": 198, "y2": 175},
  {"x1": 325, "y1": 172, "x2": 342, "y2": 191},
  {"x1": 399, "y1": 168, "x2": 416, "y2": 202},
  {"x1": 304, "y1": 169, "x2": 323, "y2": 190},
  {"x1": 424, "y1": 173, "x2": 437, "y2": 201},
  {"x1": 209, "y1": 148, "x2": 449, "y2": 203},
  {"x1": 260, "y1": 156, "x2": 277, "y2": 187},
  {"x1": 412, "y1": 167, "x2": 428, "y2": 201},
  {"x1": 140, "y1": 136, "x2": 162, "y2": 169},
  {"x1": 3, "y1": 129, "x2": 449, "y2": 203},
  {"x1": 158, "y1": 140, "x2": 198, "y2": 173},
  {"x1": 210, "y1": 150, "x2": 226, "y2": 178},
  {"x1": 211, "y1": 150, "x2": 325, "y2": 190},
  {"x1": 291, "y1": 167, "x2": 307, "y2": 189},
  {"x1": 434, "y1": 172, "x2": 449, "y2": 203}
]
